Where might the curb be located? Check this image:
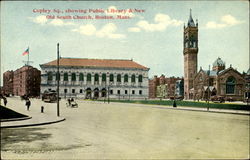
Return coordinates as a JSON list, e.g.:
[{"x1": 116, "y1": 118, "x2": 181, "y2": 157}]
[
  {"x1": 1, "y1": 118, "x2": 66, "y2": 129},
  {"x1": 0, "y1": 116, "x2": 32, "y2": 122}
]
